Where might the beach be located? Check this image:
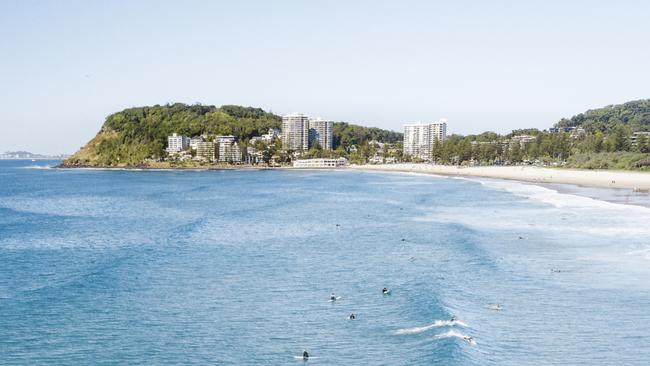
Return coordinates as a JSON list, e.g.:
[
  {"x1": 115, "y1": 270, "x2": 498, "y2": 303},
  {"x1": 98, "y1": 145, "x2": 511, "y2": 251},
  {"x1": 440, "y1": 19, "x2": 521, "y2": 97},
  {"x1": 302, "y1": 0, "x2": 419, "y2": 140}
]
[{"x1": 351, "y1": 164, "x2": 650, "y2": 190}]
